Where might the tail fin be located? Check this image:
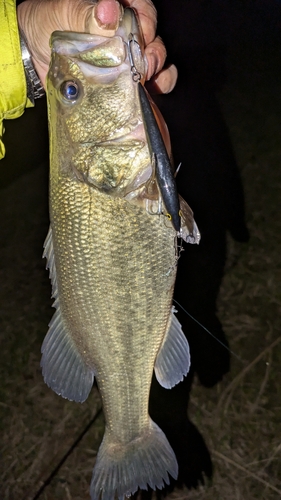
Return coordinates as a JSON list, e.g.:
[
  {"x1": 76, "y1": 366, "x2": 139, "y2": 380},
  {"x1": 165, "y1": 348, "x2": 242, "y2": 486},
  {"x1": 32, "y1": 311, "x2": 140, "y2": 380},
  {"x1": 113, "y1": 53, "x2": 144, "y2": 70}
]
[{"x1": 90, "y1": 419, "x2": 178, "y2": 500}]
